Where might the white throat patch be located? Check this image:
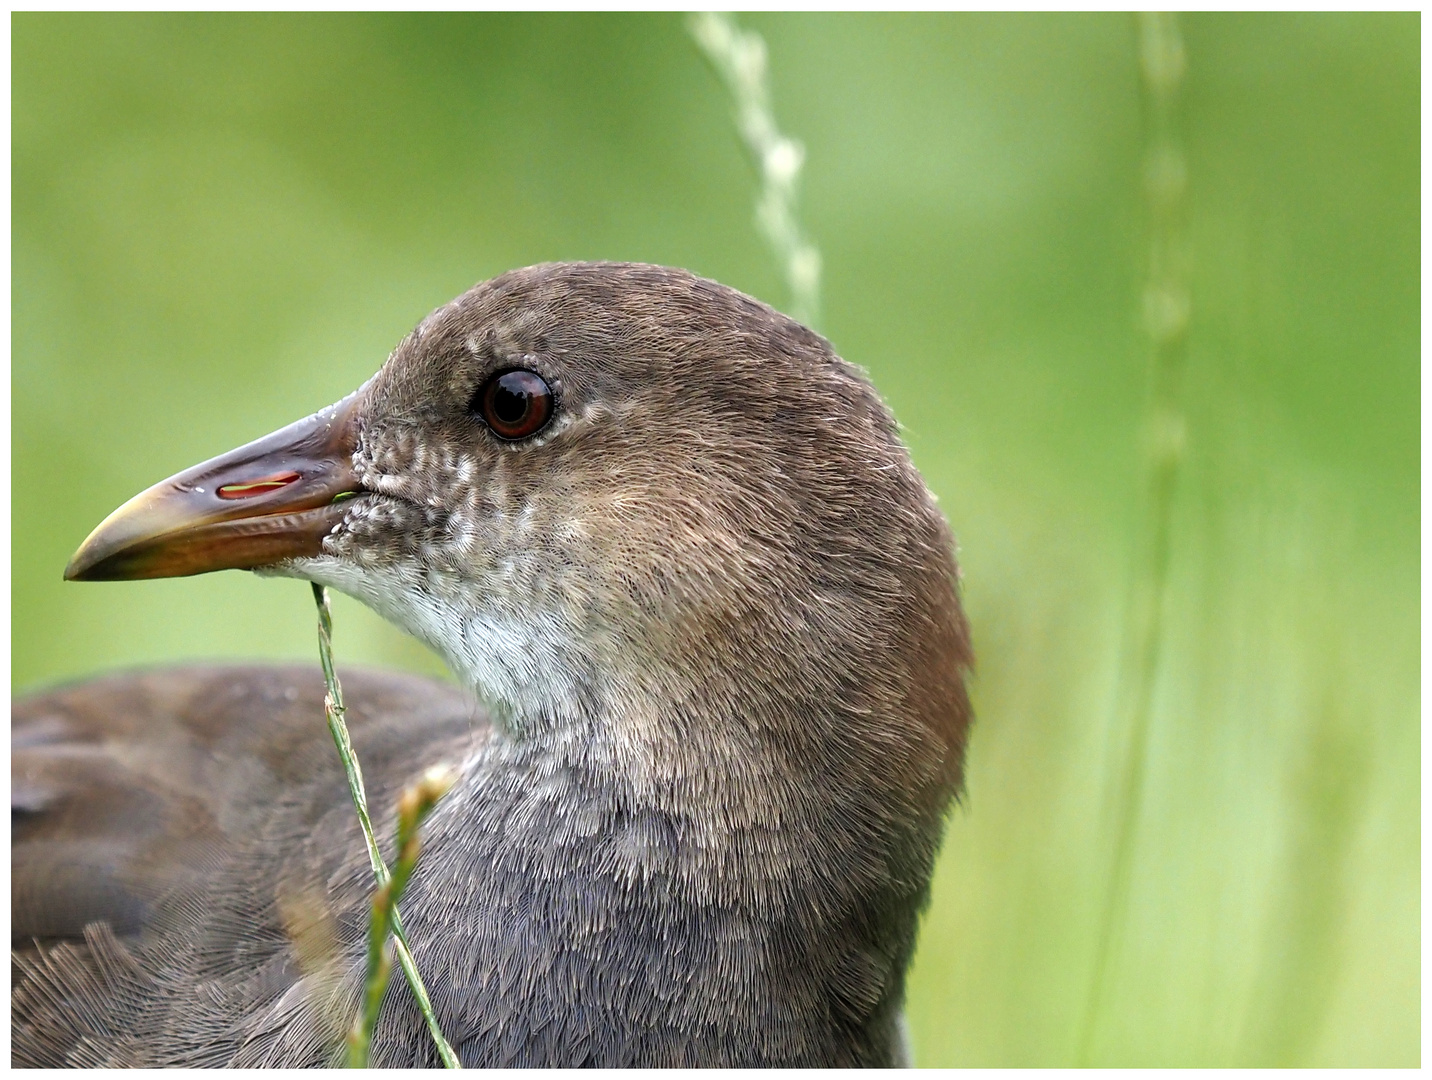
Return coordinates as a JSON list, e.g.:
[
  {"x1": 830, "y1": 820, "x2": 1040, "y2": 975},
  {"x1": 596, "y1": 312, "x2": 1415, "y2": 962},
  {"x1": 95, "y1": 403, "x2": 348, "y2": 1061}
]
[{"x1": 272, "y1": 555, "x2": 604, "y2": 737}]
